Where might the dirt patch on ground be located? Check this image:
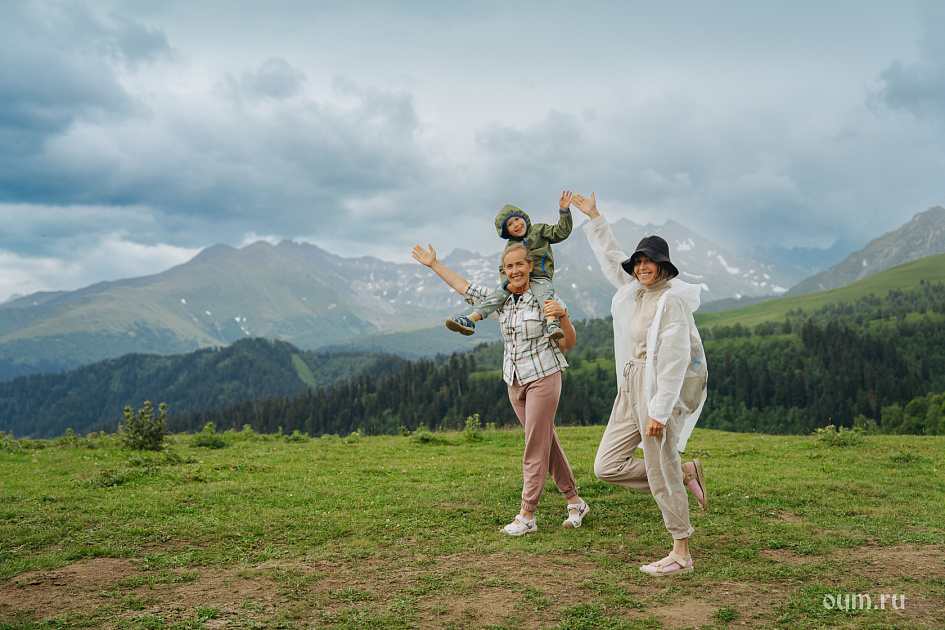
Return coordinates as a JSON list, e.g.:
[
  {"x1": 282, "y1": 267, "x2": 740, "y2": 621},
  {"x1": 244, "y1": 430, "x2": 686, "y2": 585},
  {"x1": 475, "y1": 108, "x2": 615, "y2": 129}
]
[
  {"x1": 2, "y1": 558, "x2": 140, "y2": 620},
  {"x1": 841, "y1": 544, "x2": 945, "y2": 580},
  {"x1": 2, "y1": 546, "x2": 943, "y2": 628}
]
